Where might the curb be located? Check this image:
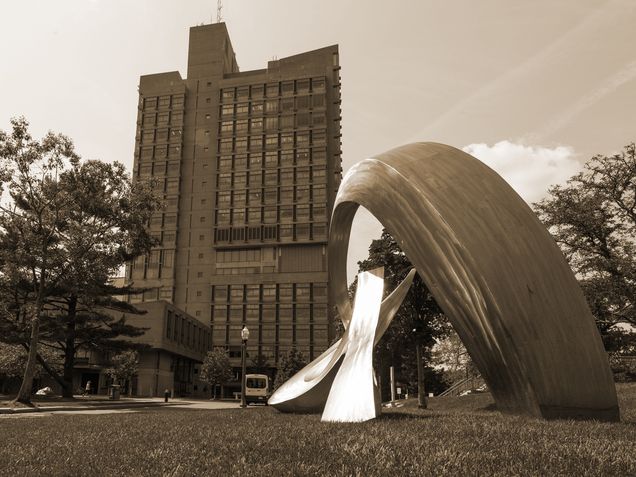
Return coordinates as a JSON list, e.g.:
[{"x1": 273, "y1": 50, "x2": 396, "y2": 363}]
[{"x1": 0, "y1": 401, "x2": 175, "y2": 415}]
